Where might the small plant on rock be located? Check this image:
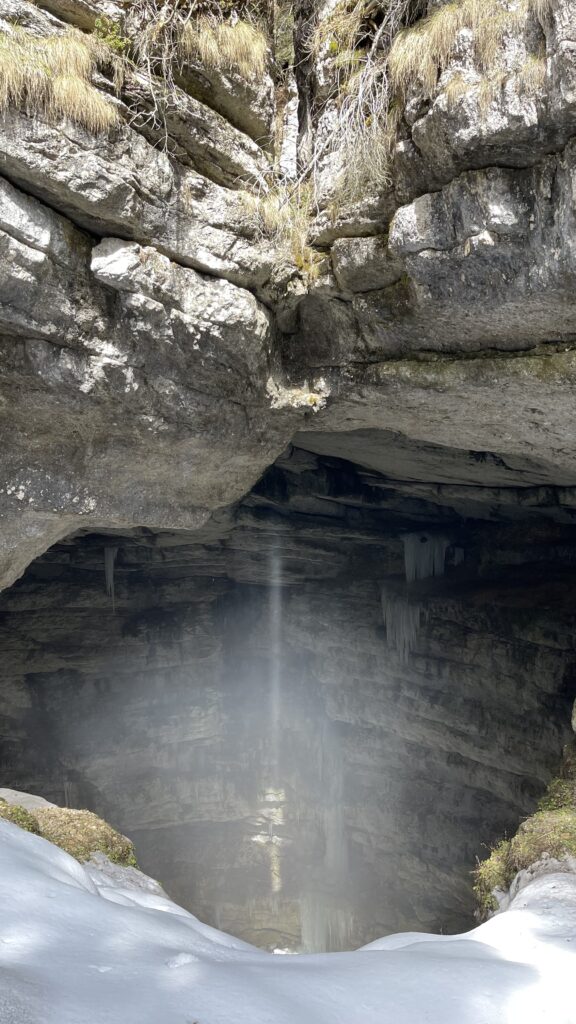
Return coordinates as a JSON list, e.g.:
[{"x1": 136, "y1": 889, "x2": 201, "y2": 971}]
[
  {"x1": 474, "y1": 741, "x2": 576, "y2": 919},
  {"x1": 0, "y1": 799, "x2": 40, "y2": 834},
  {"x1": 33, "y1": 807, "x2": 138, "y2": 866},
  {"x1": 0, "y1": 799, "x2": 137, "y2": 867}
]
